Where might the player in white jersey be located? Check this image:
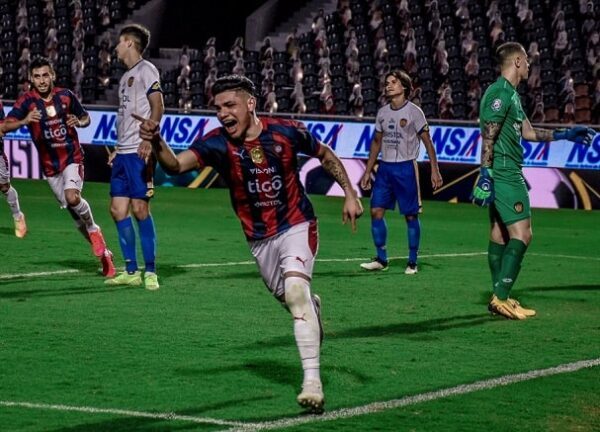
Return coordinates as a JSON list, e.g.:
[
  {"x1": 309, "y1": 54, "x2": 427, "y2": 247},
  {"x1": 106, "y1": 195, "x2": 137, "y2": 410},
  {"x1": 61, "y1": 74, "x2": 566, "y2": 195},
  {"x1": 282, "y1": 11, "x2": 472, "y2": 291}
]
[
  {"x1": 0, "y1": 102, "x2": 27, "y2": 238},
  {"x1": 360, "y1": 70, "x2": 443, "y2": 274},
  {"x1": 105, "y1": 24, "x2": 164, "y2": 290}
]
